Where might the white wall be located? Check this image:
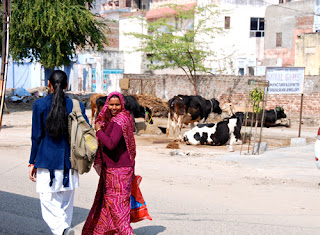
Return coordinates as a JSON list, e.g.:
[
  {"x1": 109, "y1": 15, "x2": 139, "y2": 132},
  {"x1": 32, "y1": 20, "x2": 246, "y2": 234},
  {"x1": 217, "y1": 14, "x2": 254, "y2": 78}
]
[
  {"x1": 119, "y1": 17, "x2": 145, "y2": 74},
  {"x1": 197, "y1": 1, "x2": 277, "y2": 75}
]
